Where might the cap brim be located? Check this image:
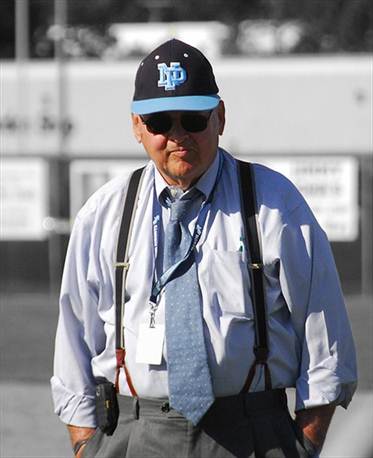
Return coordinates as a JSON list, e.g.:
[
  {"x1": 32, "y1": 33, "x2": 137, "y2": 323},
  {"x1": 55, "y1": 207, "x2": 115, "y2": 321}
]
[{"x1": 131, "y1": 95, "x2": 220, "y2": 115}]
